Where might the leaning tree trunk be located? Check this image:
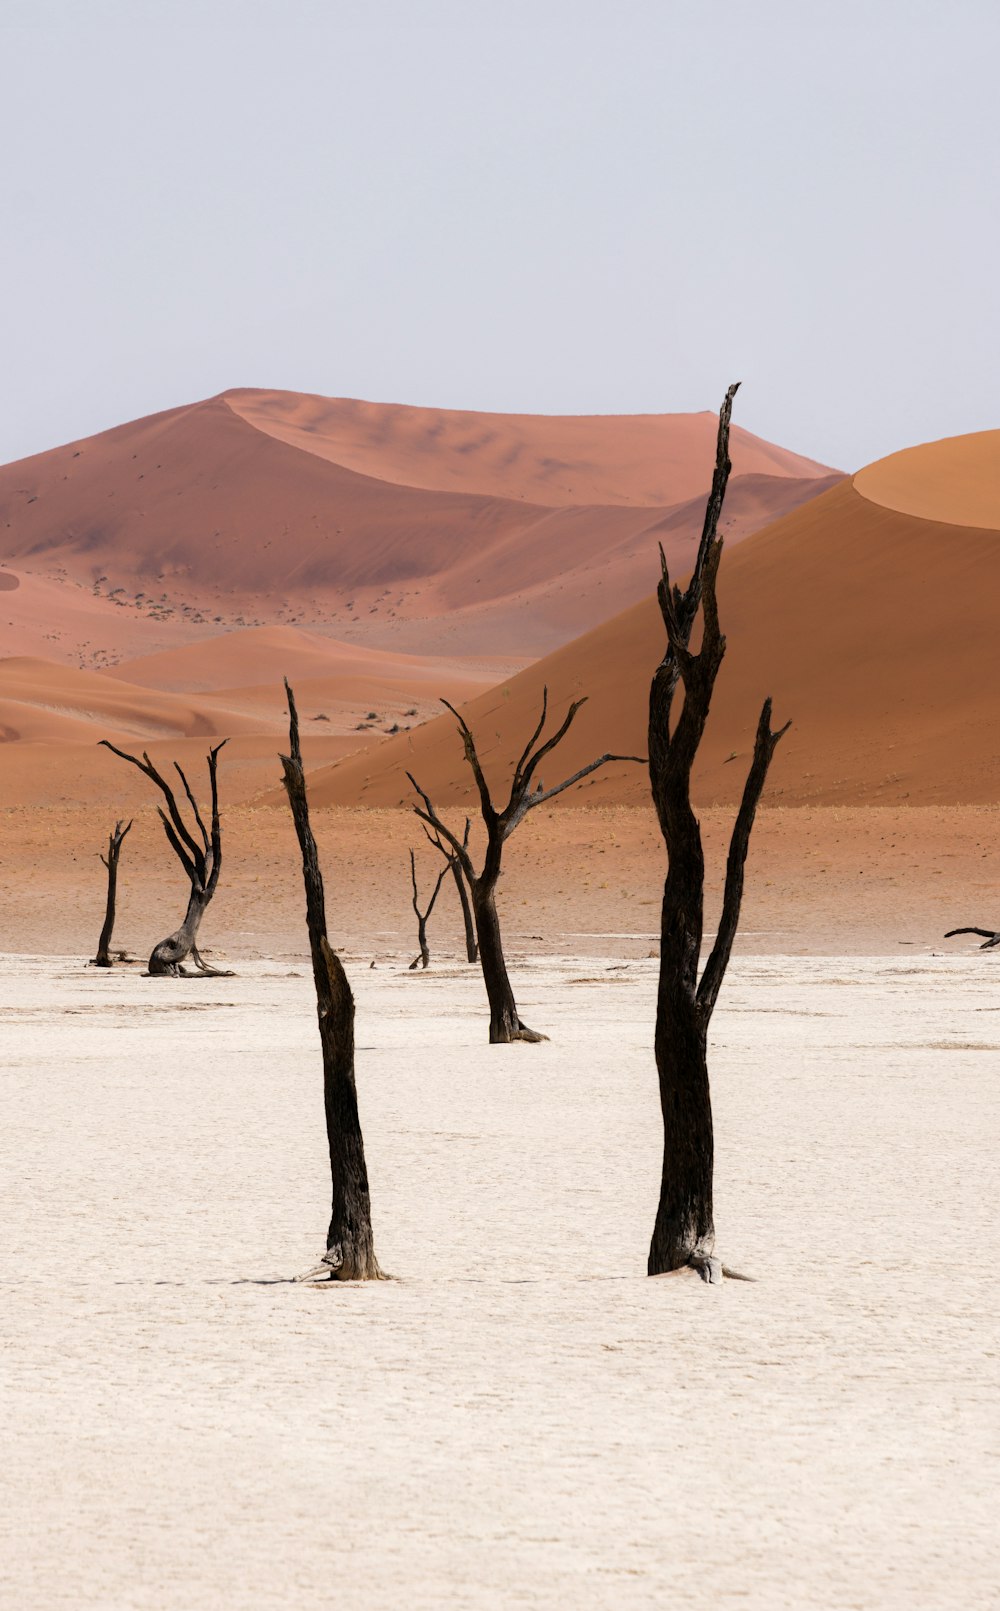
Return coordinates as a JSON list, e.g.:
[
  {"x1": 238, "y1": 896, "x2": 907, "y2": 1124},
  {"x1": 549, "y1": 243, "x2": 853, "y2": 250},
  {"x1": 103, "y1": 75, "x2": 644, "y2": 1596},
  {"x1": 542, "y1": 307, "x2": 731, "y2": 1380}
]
[
  {"x1": 451, "y1": 853, "x2": 478, "y2": 963},
  {"x1": 281, "y1": 679, "x2": 382, "y2": 1282},
  {"x1": 98, "y1": 739, "x2": 232, "y2": 978},
  {"x1": 149, "y1": 887, "x2": 215, "y2": 976},
  {"x1": 93, "y1": 818, "x2": 131, "y2": 967}
]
